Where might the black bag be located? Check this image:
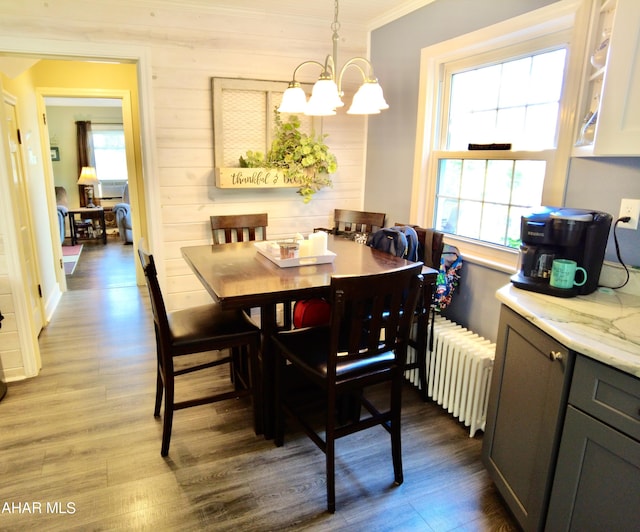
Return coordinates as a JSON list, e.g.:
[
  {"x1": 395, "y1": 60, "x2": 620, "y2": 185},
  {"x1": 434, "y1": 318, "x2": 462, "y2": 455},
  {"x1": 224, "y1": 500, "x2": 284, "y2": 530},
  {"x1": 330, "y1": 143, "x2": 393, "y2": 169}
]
[
  {"x1": 368, "y1": 226, "x2": 419, "y2": 261},
  {"x1": 394, "y1": 225, "x2": 419, "y2": 262}
]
